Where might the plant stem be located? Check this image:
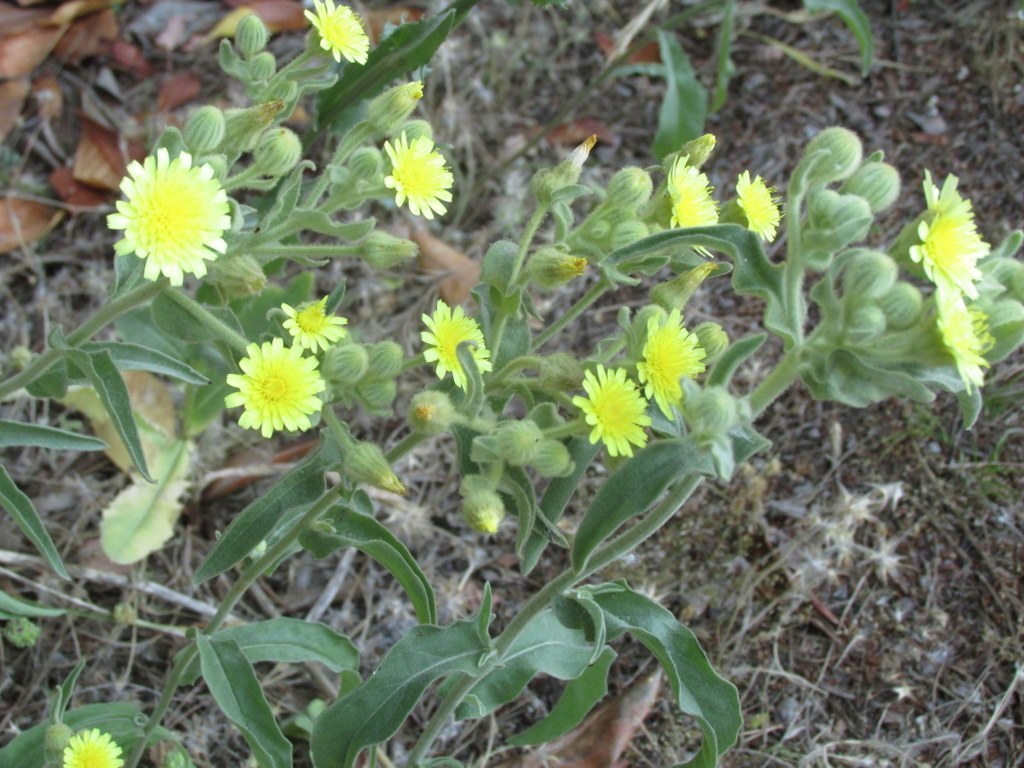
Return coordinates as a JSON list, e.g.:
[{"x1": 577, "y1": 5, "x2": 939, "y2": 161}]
[
  {"x1": 386, "y1": 431, "x2": 427, "y2": 463},
  {"x1": 0, "y1": 280, "x2": 166, "y2": 400},
  {"x1": 405, "y1": 474, "x2": 704, "y2": 766},
  {"x1": 162, "y1": 290, "x2": 250, "y2": 355},
  {"x1": 302, "y1": 123, "x2": 375, "y2": 209},
  {"x1": 748, "y1": 349, "x2": 803, "y2": 418},
  {"x1": 488, "y1": 205, "x2": 549, "y2": 361},
  {"x1": 125, "y1": 488, "x2": 339, "y2": 768},
  {"x1": 532, "y1": 280, "x2": 609, "y2": 350}
]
